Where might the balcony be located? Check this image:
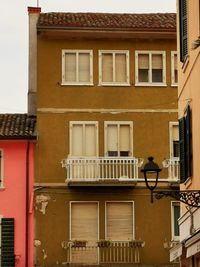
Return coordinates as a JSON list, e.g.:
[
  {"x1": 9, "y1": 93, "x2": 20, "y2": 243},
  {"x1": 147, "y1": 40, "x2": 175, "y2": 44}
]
[
  {"x1": 162, "y1": 157, "x2": 180, "y2": 183},
  {"x1": 61, "y1": 240, "x2": 145, "y2": 265},
  {"x1": 61, "y1": 157, "x2": 143, "y2": 186}
]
